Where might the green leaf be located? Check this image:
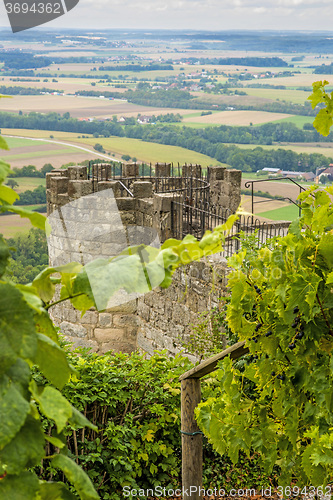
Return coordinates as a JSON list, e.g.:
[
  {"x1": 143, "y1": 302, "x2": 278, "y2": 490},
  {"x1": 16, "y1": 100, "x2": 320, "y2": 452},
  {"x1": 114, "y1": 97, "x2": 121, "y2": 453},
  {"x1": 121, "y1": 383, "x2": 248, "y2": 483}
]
[
  {"x1": 0, "y1": 471, "x2": 39, "y2": 500},
  {"x1": 0, "y1": 282, "x2": 37, "y2": 375},
  {"x1": 0, "y1": 236, "x2": 10, "y2": 278},
  {"x1": 34, "y1": 310, "x2": 59, "y2": 343},
  {"x1": 31, "y1": 385, "x2": 72, "y2": 433},
  {"x1": 0, "y1": 204, "x2": 47, "y2": 230},
  {"x1": 44, "y1": 435, "x2": 66, "y2": 449},
  {"x1": 38, "y1": 482, "x2": 77, "y2": 500},
  {"x1": 313, "y1": 108, "x2": 333, "y2": 137},
  {"x1": 0, "y1": 376, "x2": 30, "y2": 450},
  {"x1": 0, "y1": 415, "x2": 45, "y2": 474},
  {"x1": 33, "y1": 334, "x2": 70, "y2": 389},
  {"x1": 318, "y1": 233, "x2": 333, "y2": 268},
  {"x1": 52, "y1": 454, "x2": 100, "y2": 500},
  {"x1": 0, "y1": 159, "x2": 10, "y2": 184},
  {"x1": 68, "y1": 407, "x2": 98, "y2": 432},
  {"x1": 0, "y1": 185, "x2": 18, "y2": 205},
  {"x1": 0, "y1": 135, "x2": 9, "y2": 150}
]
